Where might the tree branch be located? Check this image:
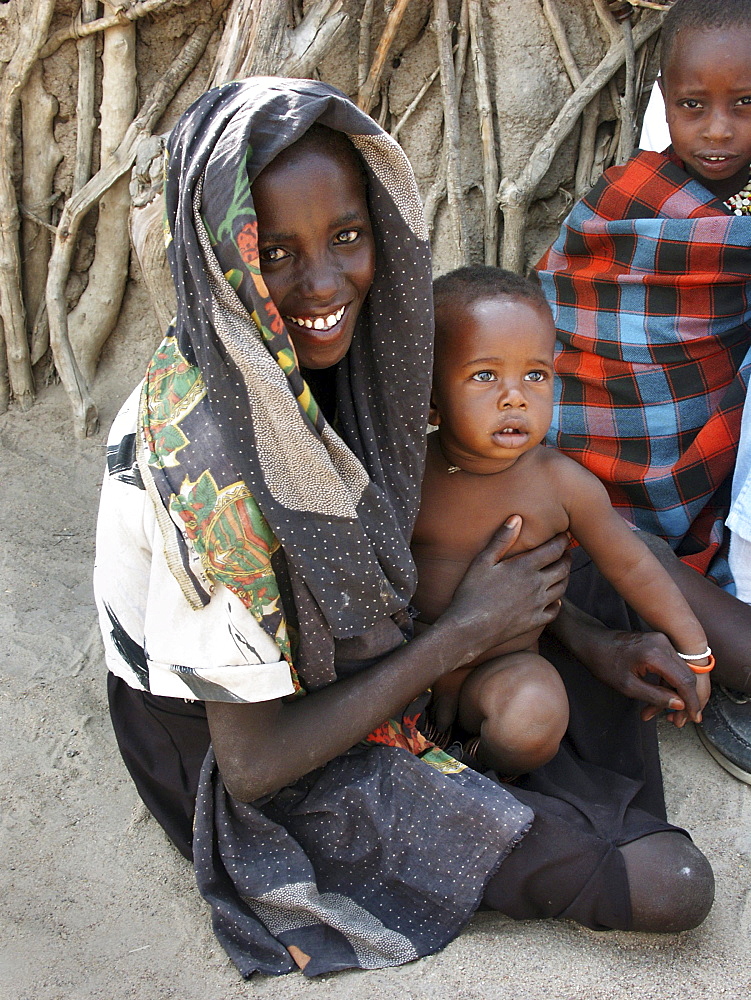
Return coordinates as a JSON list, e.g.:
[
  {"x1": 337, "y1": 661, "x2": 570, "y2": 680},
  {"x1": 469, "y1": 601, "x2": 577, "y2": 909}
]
[
  {"x1": 433, "y1": 0, "x2": 469, "y2": 265},
  {"x1": 542, "y1": 0, "x2": 582, "y2": 88},
  {"x1": 358, "y1": 0, "x2": 412, "y2": 113},
  {"x1": 0, "y1": 0, "x2": 56, "y2": 411},
  {"x1": 498, "y1": 11, "x2": 662, "y2": 271},
  {"x1": 46, "y1": 6, "x2": 224, "y2": 436},
  {"x1": 616, "y1": 15, "x2": 637, "y2": 162},
  {"x1": 40, "y1": 0, "x2": 197, "y2": 59},
  {"x1": 357, "y1": 0, "x2": 376, "y2": 90},
  {"x1": 468, "y1": 0, "x2": 499, "y2": 265}
]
